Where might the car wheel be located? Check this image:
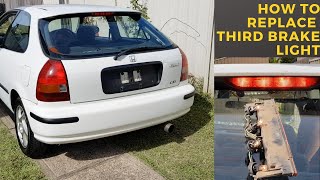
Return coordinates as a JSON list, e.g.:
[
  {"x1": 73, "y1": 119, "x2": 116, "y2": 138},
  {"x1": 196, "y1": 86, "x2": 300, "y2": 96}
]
[{"x1": 14, "y1": 98, "x2": 47, "y2": 158}]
